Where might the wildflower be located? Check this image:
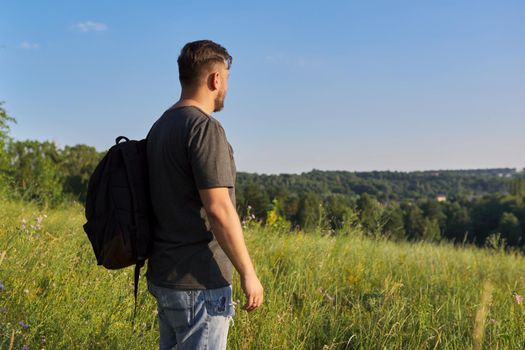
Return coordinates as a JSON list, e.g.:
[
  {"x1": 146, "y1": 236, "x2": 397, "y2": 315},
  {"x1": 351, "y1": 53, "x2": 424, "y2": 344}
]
[
  {"x1": 138, "y1": 331, "x2": 144, "y2": 337},
  {"x1": 0, "y1": 281, "x2": 4, "y2": 291},
  {"x1": 19, "y1": 321, "x2": 29, "y2": 329},
  {"x1": 250, "y1": 214, "x2": 256, "y2": 219},
  {"x1": 23, "y1": 288, "x2": 29, "y2": 294},
  {"x1": 22, "y1": 345, "x2": 29, "y2": 350},
  {"x1": 247, "y1": 205, "x2": 252, "y2": 209},
  {"x1": 514, "y1": 292, "x2": 523, "y2": 305}
]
